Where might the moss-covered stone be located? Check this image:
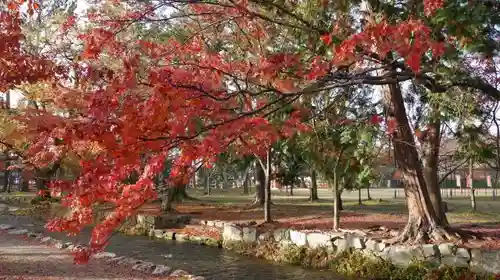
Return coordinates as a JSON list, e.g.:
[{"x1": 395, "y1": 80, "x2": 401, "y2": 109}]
[
  {"x1": 174, "y1": 233, "x2": 189, "y2": 242},
  {"x1": 221, "y1": 239, "x2": 495, "y2": 280},
  {"x1": 123, "y1": 225, "x2": 148, "y2": 236},
  {"x1": 330, "y1": 250, "x2": 494, "y2": 280},
  {"x1": 164, "y1": 231, "x2": 175, "y2": 240}
]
